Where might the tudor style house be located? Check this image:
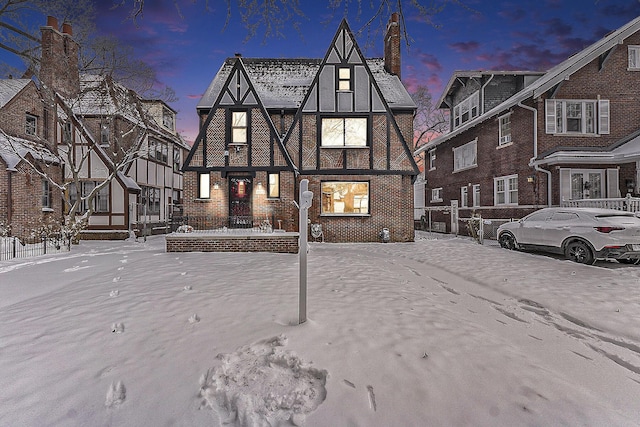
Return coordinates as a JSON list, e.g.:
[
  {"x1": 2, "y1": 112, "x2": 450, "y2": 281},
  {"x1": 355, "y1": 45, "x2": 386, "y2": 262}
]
[
  {"x1": 182, "y1": 15, "x2": 418, "y2": 242},
  {"x1": 0, "y1": 79, "x2": 62, "y2": 238},
  {"x1": 38, "y1": 16, "x2": 189, "y2": 238},
  {"x1": 415, "y1": 16, "x2": 640, "y2": 232}
]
